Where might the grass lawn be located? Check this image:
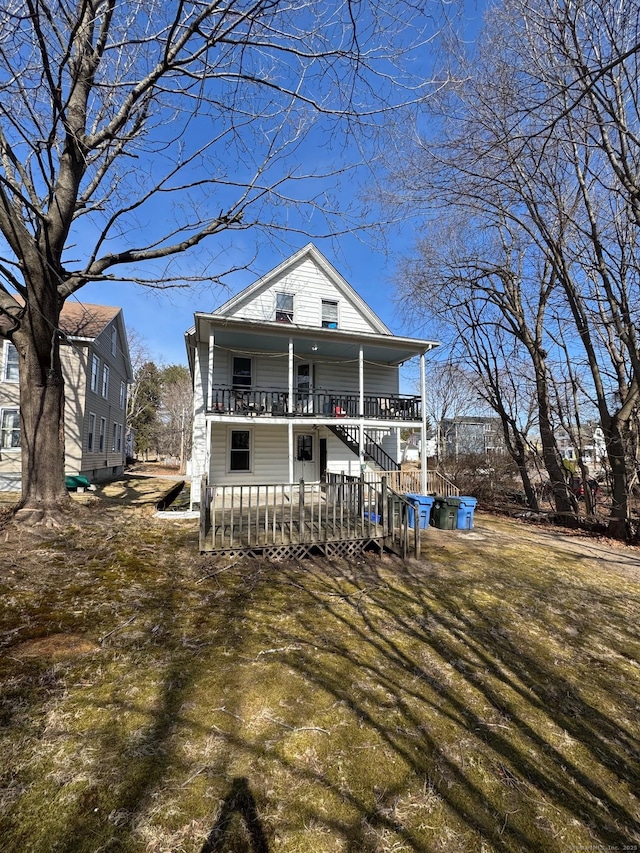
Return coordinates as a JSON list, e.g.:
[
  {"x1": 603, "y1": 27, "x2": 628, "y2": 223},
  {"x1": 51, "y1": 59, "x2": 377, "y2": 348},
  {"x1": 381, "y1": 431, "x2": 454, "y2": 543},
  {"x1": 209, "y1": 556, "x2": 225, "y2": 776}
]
[{"x1": 0, "y1": 481, "x2": 639, "y2": 852}]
